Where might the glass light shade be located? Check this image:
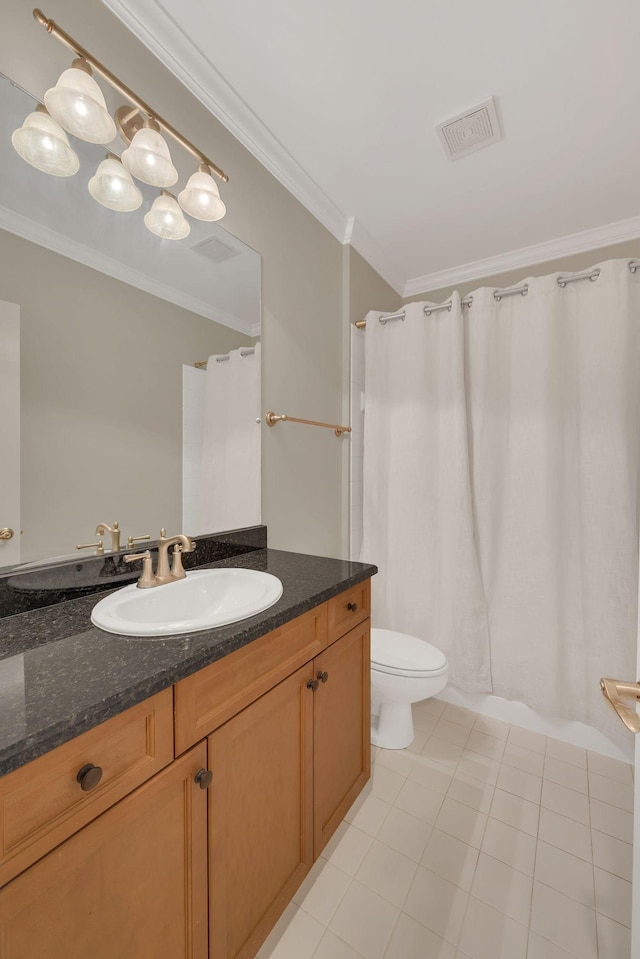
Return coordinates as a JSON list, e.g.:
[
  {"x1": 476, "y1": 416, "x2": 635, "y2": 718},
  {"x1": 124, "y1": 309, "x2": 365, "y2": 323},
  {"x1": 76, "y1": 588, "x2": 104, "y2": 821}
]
[
  {"x1": 121, "y1": 127, "x2": 178, "y2": 188},
  {"x1": 144, "y1": 193, "x2": 190, "y2": 240},
  {"x1": 88, "y1": 155, "x2": 143, "y2": 212},
  {"x1": 11, "y1": 108, "x2": 79, "y2": 177},
  {"x1": 178, "y1": 168, "x2": 226, "y2": 221},
  {"x1": 44, "y1": 64, "x2": 116, "y2": 144}
]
